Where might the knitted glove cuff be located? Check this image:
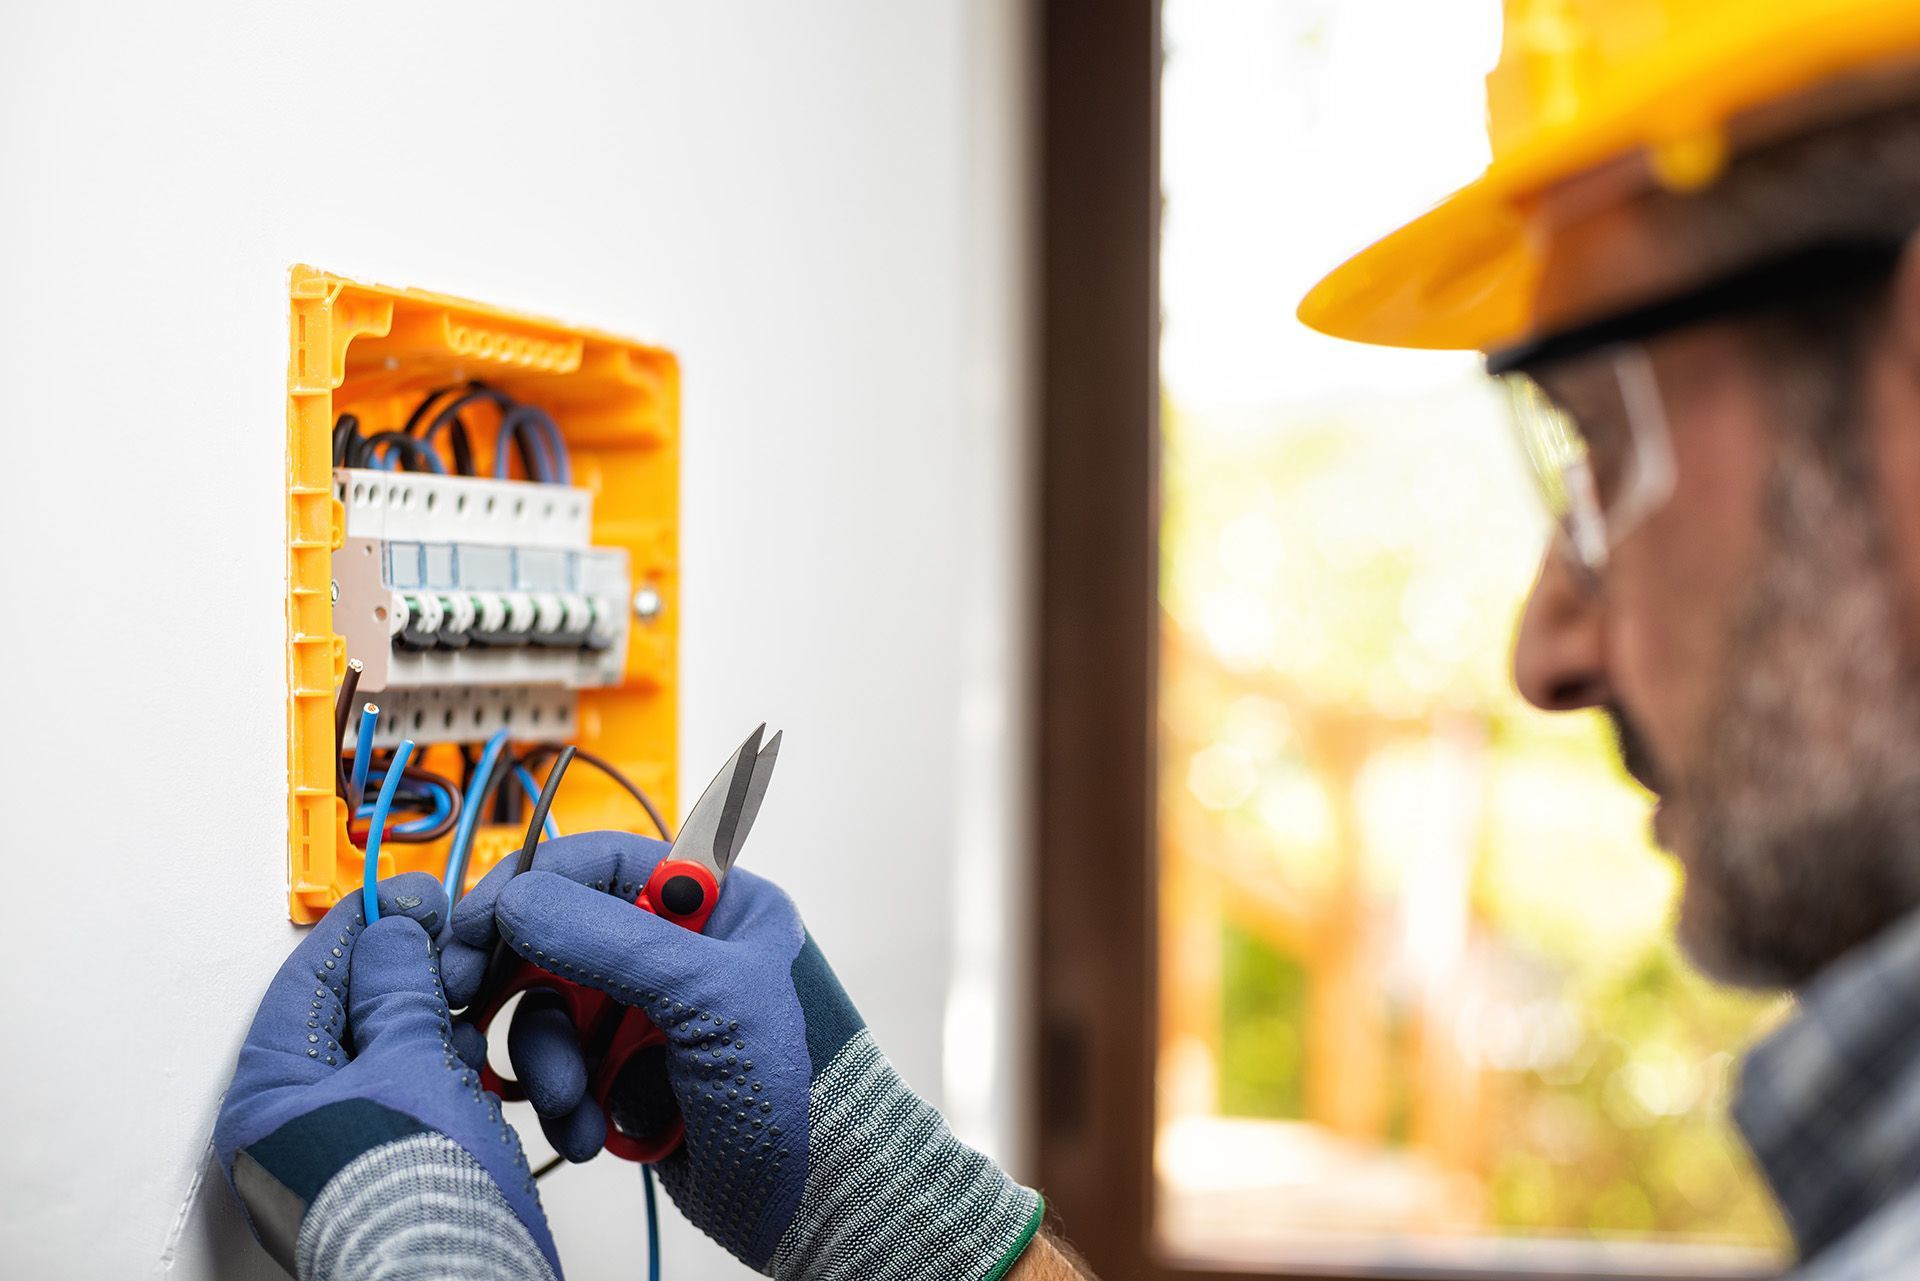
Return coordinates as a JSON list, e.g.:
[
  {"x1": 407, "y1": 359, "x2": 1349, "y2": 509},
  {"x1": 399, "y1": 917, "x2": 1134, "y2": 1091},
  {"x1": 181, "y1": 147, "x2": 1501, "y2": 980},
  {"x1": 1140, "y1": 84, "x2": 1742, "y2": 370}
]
[
  {"x1": 228, "y1": 1098, "x2": 556, "y2": 1281},
  {"x1": 298, "y1": 1131, "x2": 557, "y2": 1281},
  {"x1": 768, "y1": 1030, "x2": 1044, "y2": 1281}
]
